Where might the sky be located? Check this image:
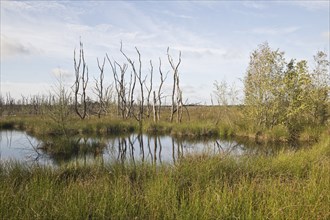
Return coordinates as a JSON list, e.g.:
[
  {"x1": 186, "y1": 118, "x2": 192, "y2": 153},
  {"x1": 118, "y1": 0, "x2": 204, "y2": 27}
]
[{"x1": 1, "y1": 0, "x2": 329, "y2": 104}]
